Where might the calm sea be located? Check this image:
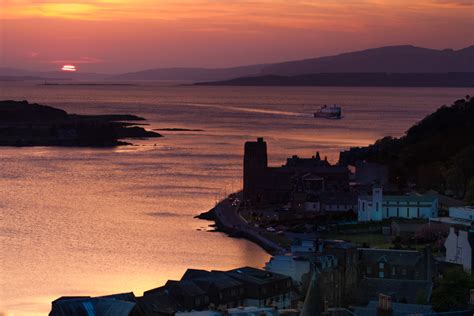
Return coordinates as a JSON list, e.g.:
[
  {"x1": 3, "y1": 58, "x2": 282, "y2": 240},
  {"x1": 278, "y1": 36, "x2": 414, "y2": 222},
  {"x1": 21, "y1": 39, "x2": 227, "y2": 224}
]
[{"x1": 0, "y1": 82, "x2": 470, "y2": 315}]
